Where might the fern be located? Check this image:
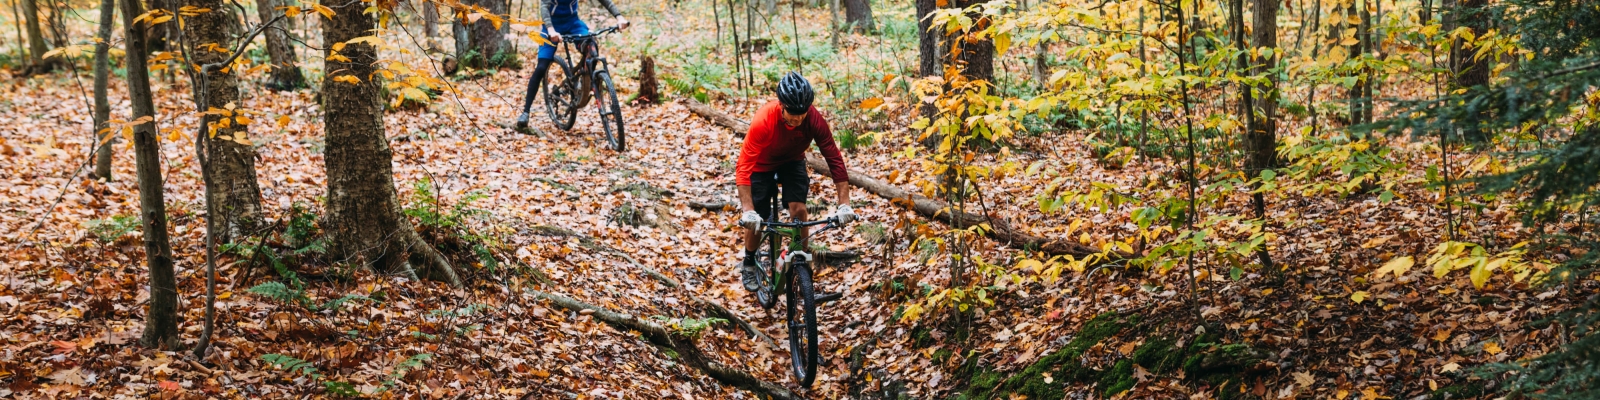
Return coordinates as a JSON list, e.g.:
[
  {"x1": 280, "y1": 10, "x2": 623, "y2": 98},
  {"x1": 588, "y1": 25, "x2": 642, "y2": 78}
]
[
  {"x1": 247, "y1": 282, "x2": 309, "y2": 307},
  {"x1": 380, "y1": 353, "x2": 433, "y2": 391},
  {"x1": 318, "y1": 294, "x2": 372, "y2": 312},
  {"x1": 261, "y1": 353, "x2": 320, "y2": 377}
]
